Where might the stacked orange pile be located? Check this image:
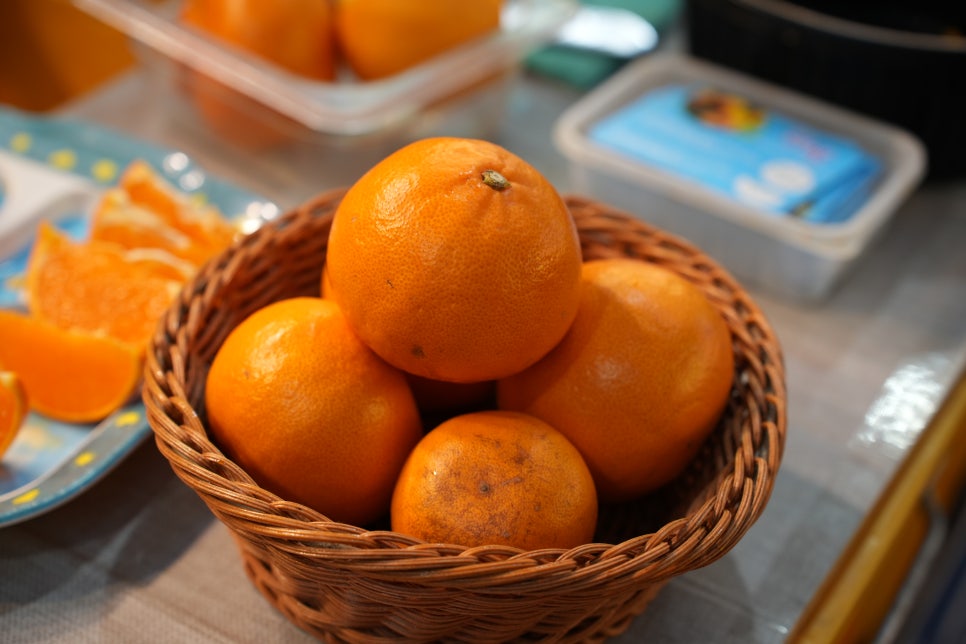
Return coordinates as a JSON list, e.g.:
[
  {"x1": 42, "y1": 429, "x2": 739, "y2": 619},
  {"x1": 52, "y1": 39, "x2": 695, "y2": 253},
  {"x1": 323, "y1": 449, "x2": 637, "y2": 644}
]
[{"x1": 204, "y1": 137, "x2": 736, "y2": 549}]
